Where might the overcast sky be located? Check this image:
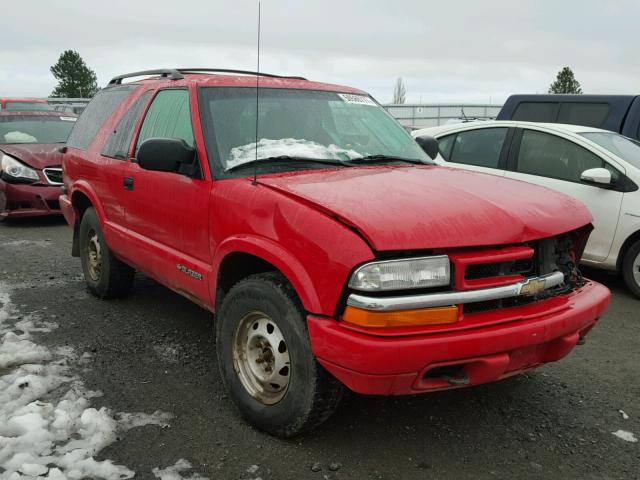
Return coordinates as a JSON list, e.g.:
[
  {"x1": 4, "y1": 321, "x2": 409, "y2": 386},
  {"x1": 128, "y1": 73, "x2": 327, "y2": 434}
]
[{"x1": 1, "y1": 0, "x2": 638, "y2": 104}]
